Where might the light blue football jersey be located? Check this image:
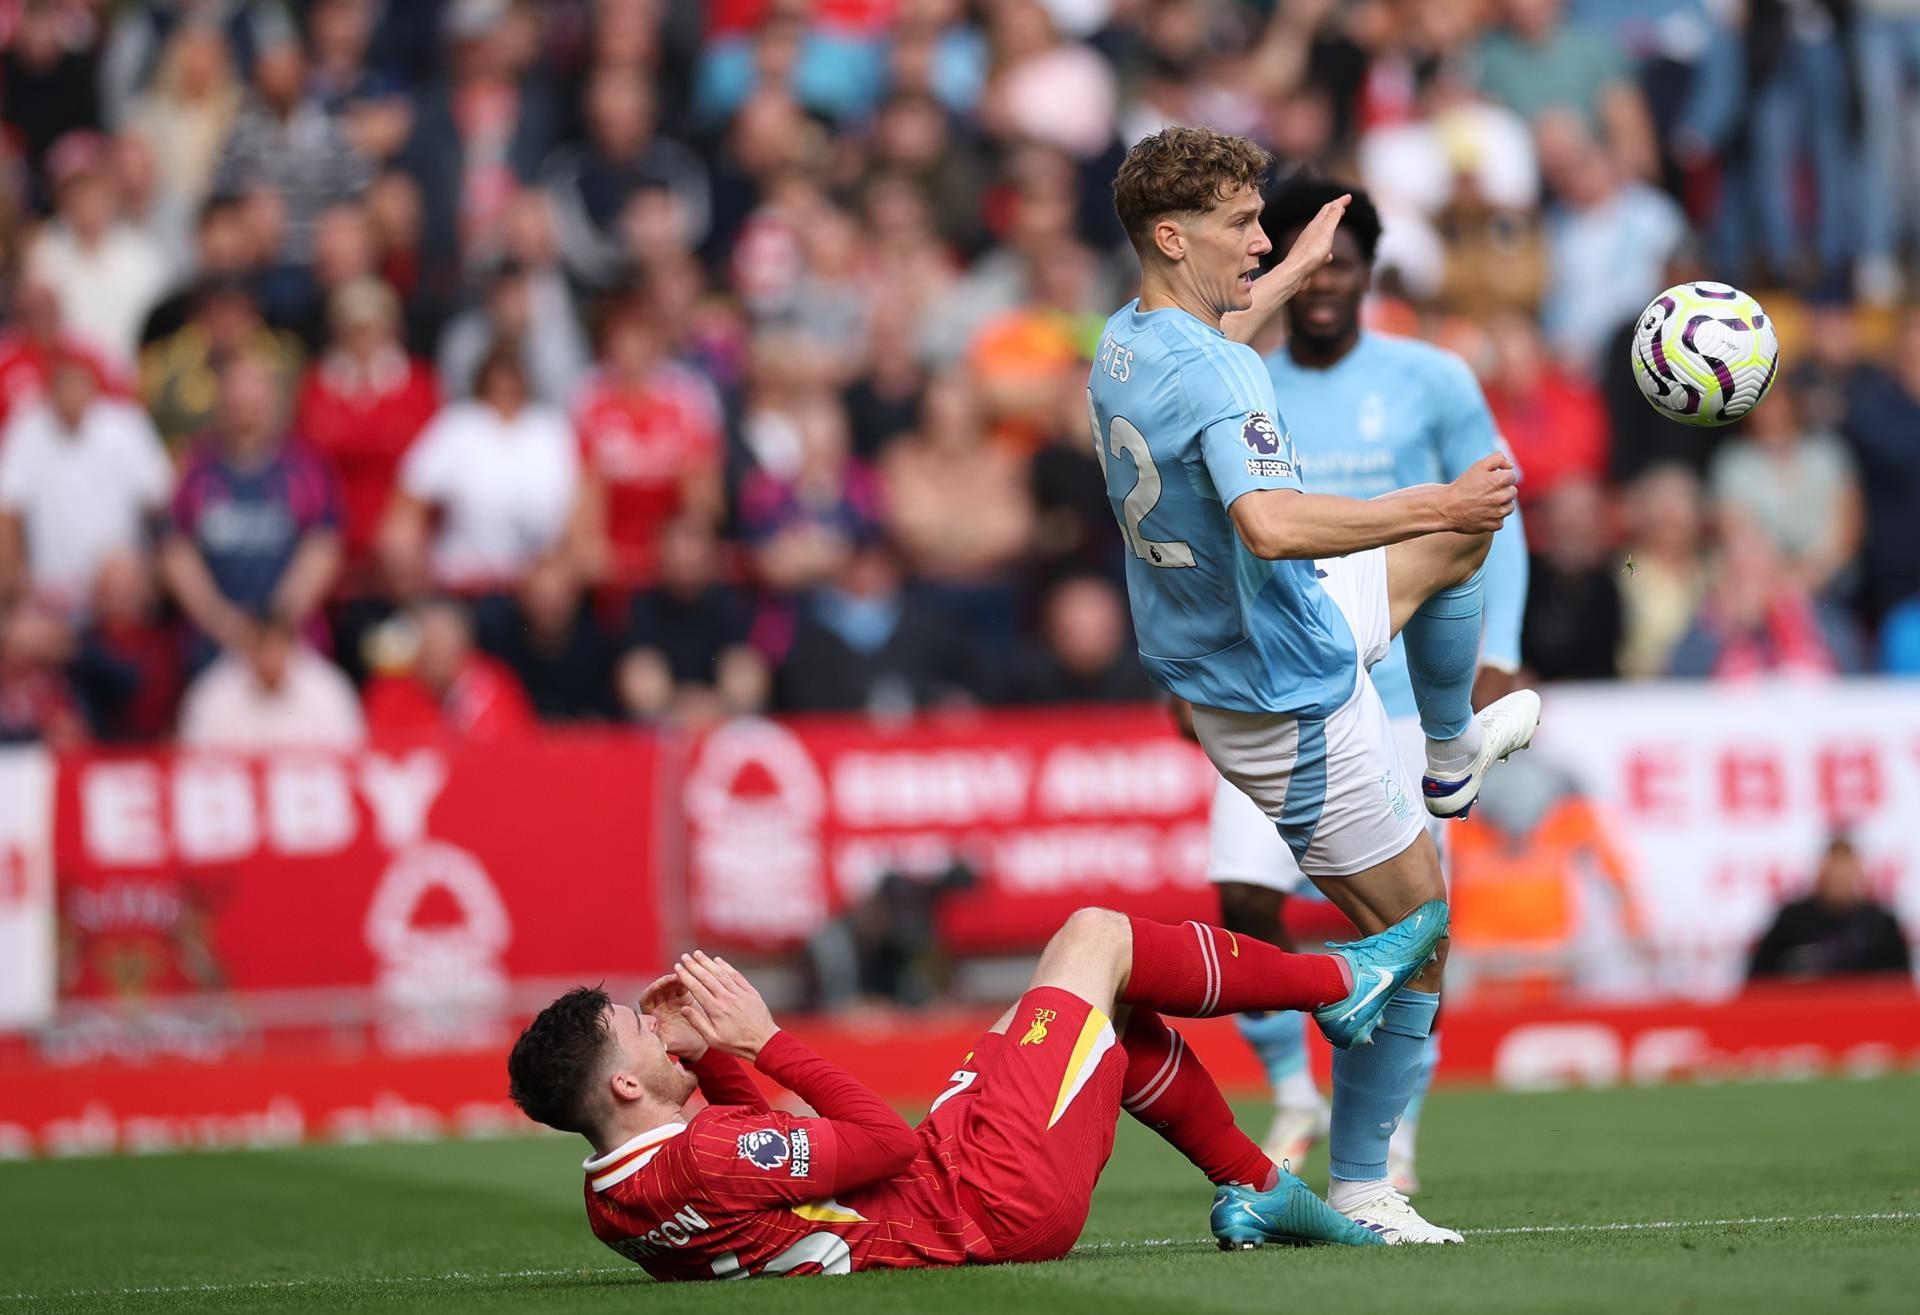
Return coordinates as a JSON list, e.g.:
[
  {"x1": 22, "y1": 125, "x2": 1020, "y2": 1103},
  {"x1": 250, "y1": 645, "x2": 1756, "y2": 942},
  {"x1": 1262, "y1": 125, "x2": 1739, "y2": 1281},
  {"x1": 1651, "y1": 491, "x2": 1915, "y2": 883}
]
[
  {"x1": 1089, "y1": 301, "x2": 1357, "y2": 717},
  {"x1": 1265, "y1": 332, "x2": 1529, "y2": 719}
]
